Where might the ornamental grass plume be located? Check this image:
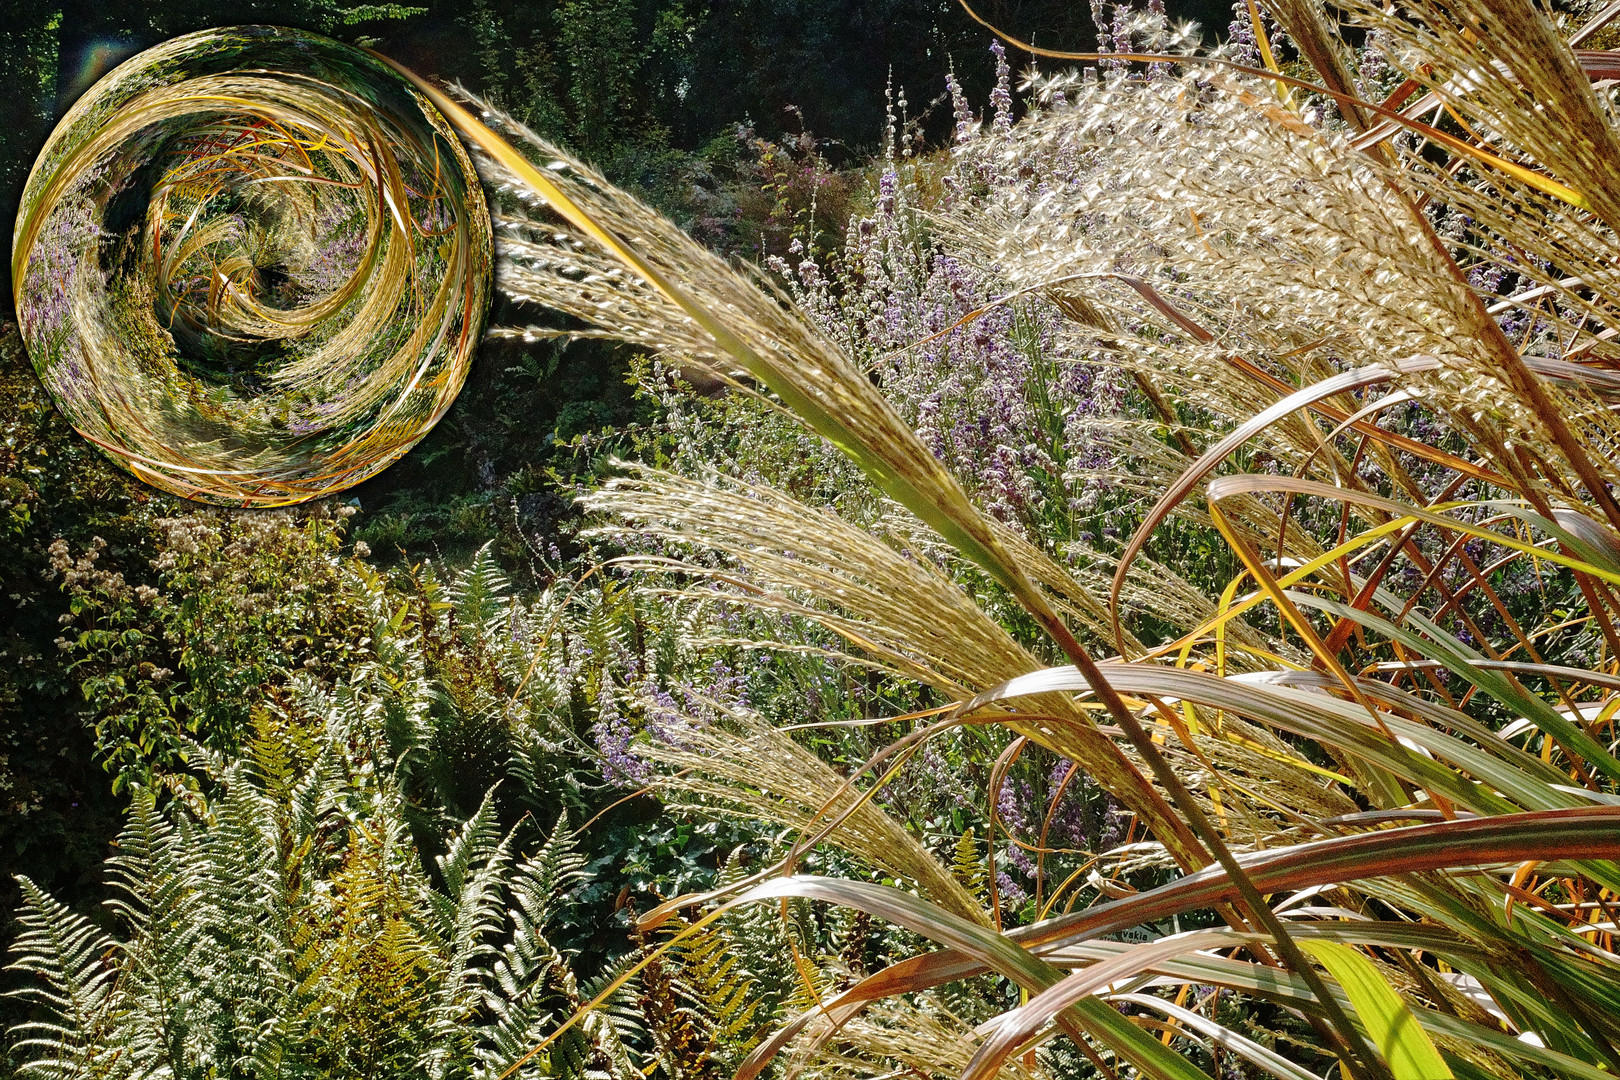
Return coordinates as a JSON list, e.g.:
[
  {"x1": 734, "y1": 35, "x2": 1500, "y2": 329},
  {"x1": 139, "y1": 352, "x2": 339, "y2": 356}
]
[
  {"x1": 382, "y1": 7, "x2": 1620, "y2": 1077},
  {"x1": 384, "y1": 68, "x2": 1217, "y2": 875}
]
